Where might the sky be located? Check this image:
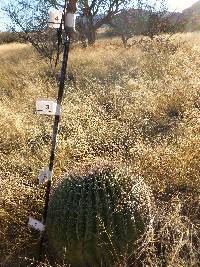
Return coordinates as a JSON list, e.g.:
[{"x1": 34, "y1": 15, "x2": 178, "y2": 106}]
[
  {"x1": 0, "y1": 0, "x2": 199, "y2": 31},
  {"x1": 167, "y1": 0, "x2": 198, "y2": 12}
]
